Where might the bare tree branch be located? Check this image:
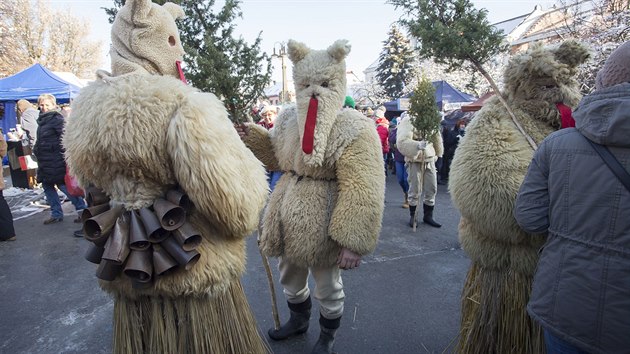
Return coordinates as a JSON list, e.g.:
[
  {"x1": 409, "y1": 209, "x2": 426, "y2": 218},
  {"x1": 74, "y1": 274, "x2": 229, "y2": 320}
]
[{"x1": 0, "y1": 0, "x2": 103, "y2": 78}]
